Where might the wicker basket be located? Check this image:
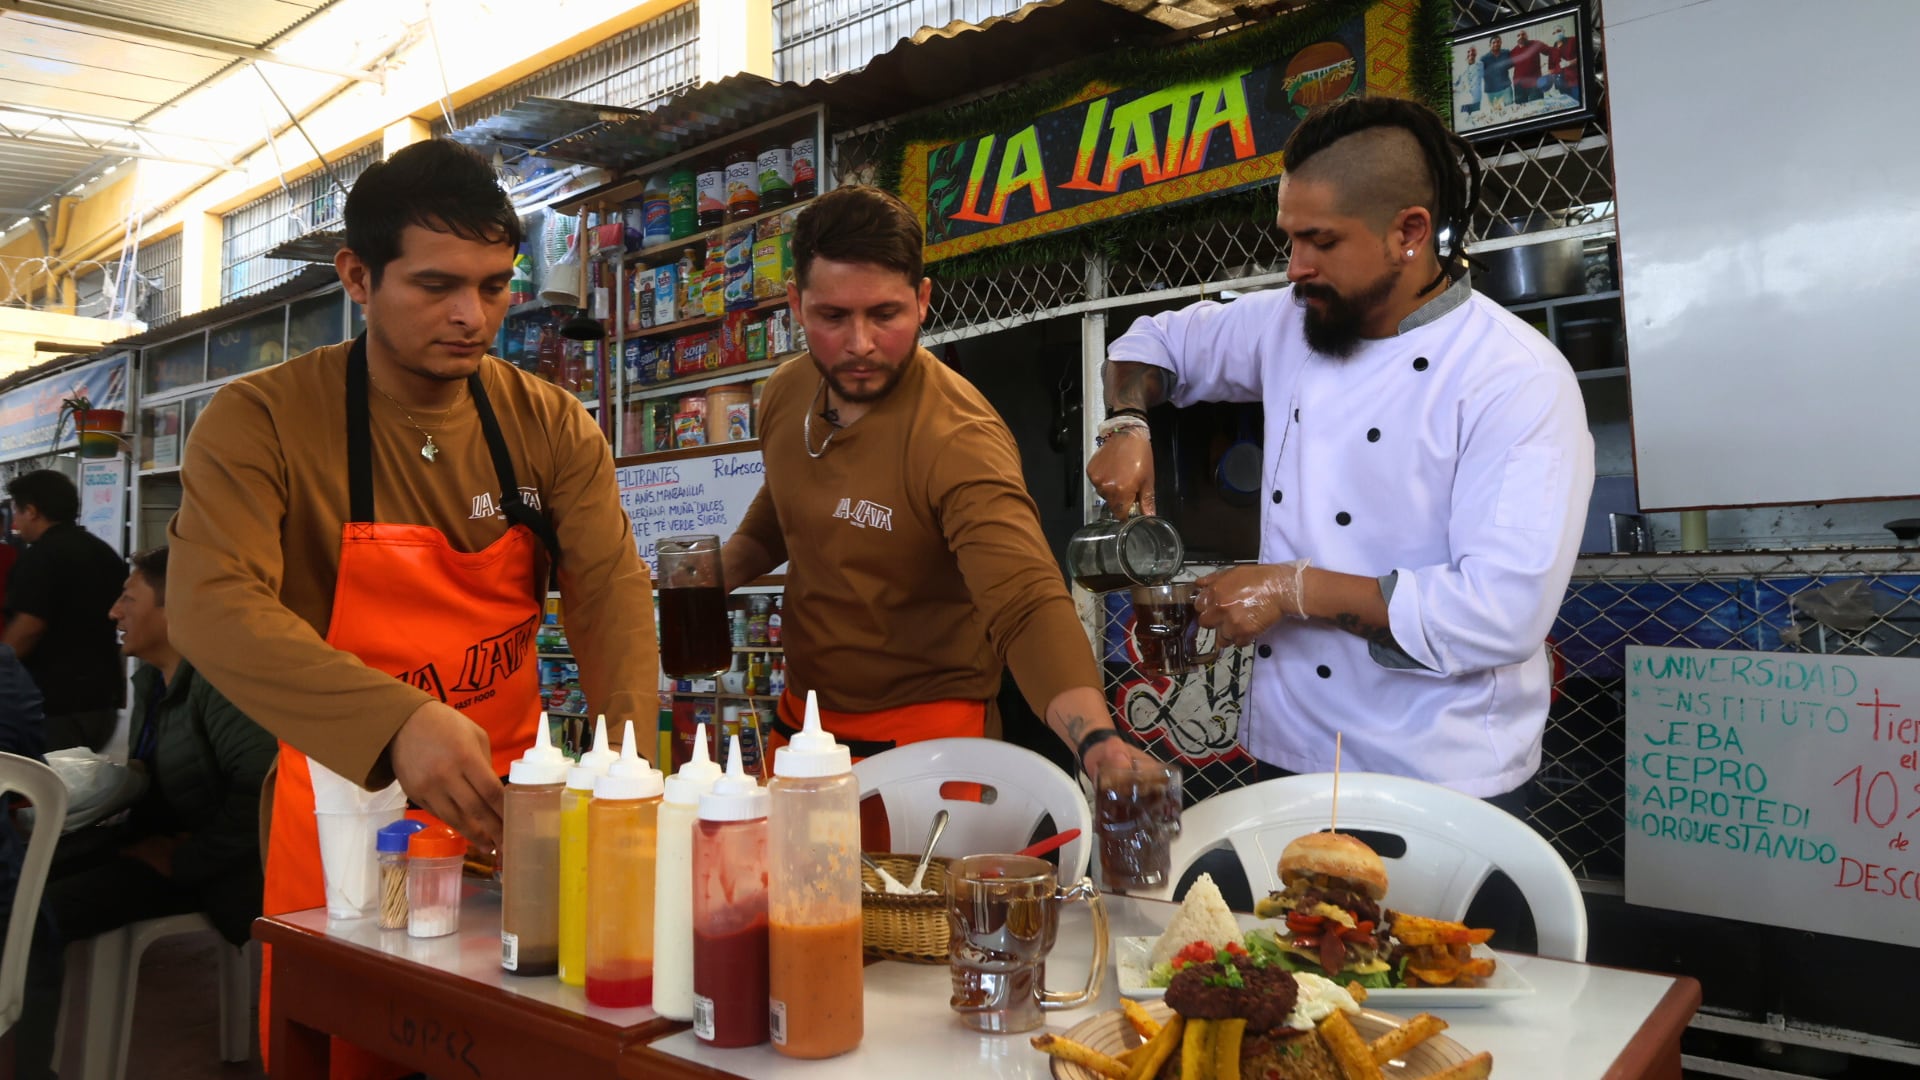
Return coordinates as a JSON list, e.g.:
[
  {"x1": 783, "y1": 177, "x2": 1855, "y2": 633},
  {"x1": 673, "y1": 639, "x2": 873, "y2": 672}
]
[{"x1": 860, "y1": 852, "x2": 952, "y2": 964}]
